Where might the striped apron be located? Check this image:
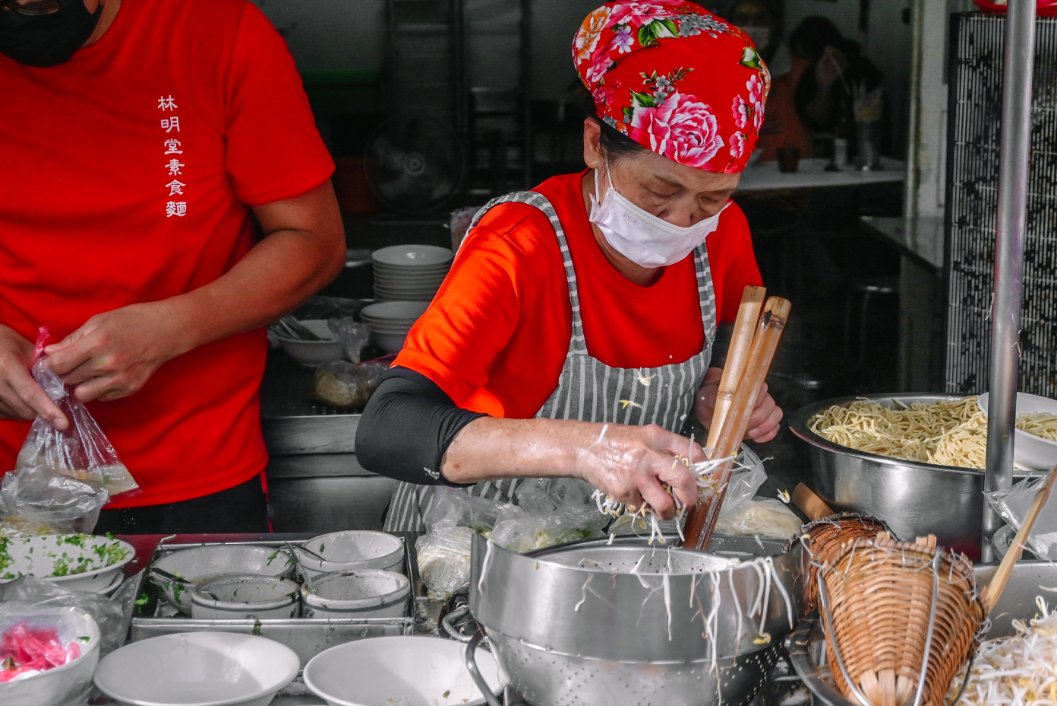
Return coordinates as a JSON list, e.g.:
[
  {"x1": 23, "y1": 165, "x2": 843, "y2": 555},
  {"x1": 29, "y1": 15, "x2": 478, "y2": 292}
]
[{"x1": 382, "y1": 191, "x2": 717, "y2": 532}]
